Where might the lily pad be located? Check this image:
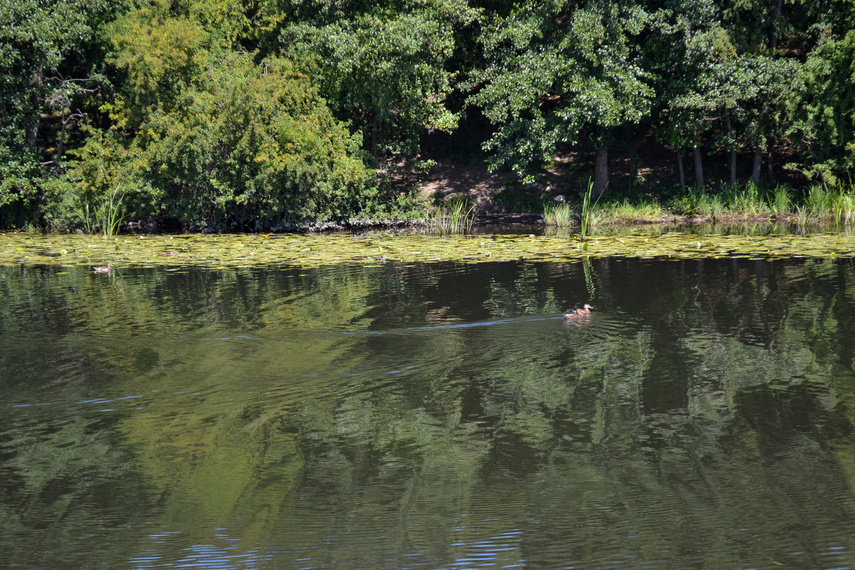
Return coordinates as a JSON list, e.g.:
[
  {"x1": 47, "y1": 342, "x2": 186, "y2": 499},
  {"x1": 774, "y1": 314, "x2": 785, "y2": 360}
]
[{"x1": 2, "y1": 231, "x2": 855, "y2": 269}]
